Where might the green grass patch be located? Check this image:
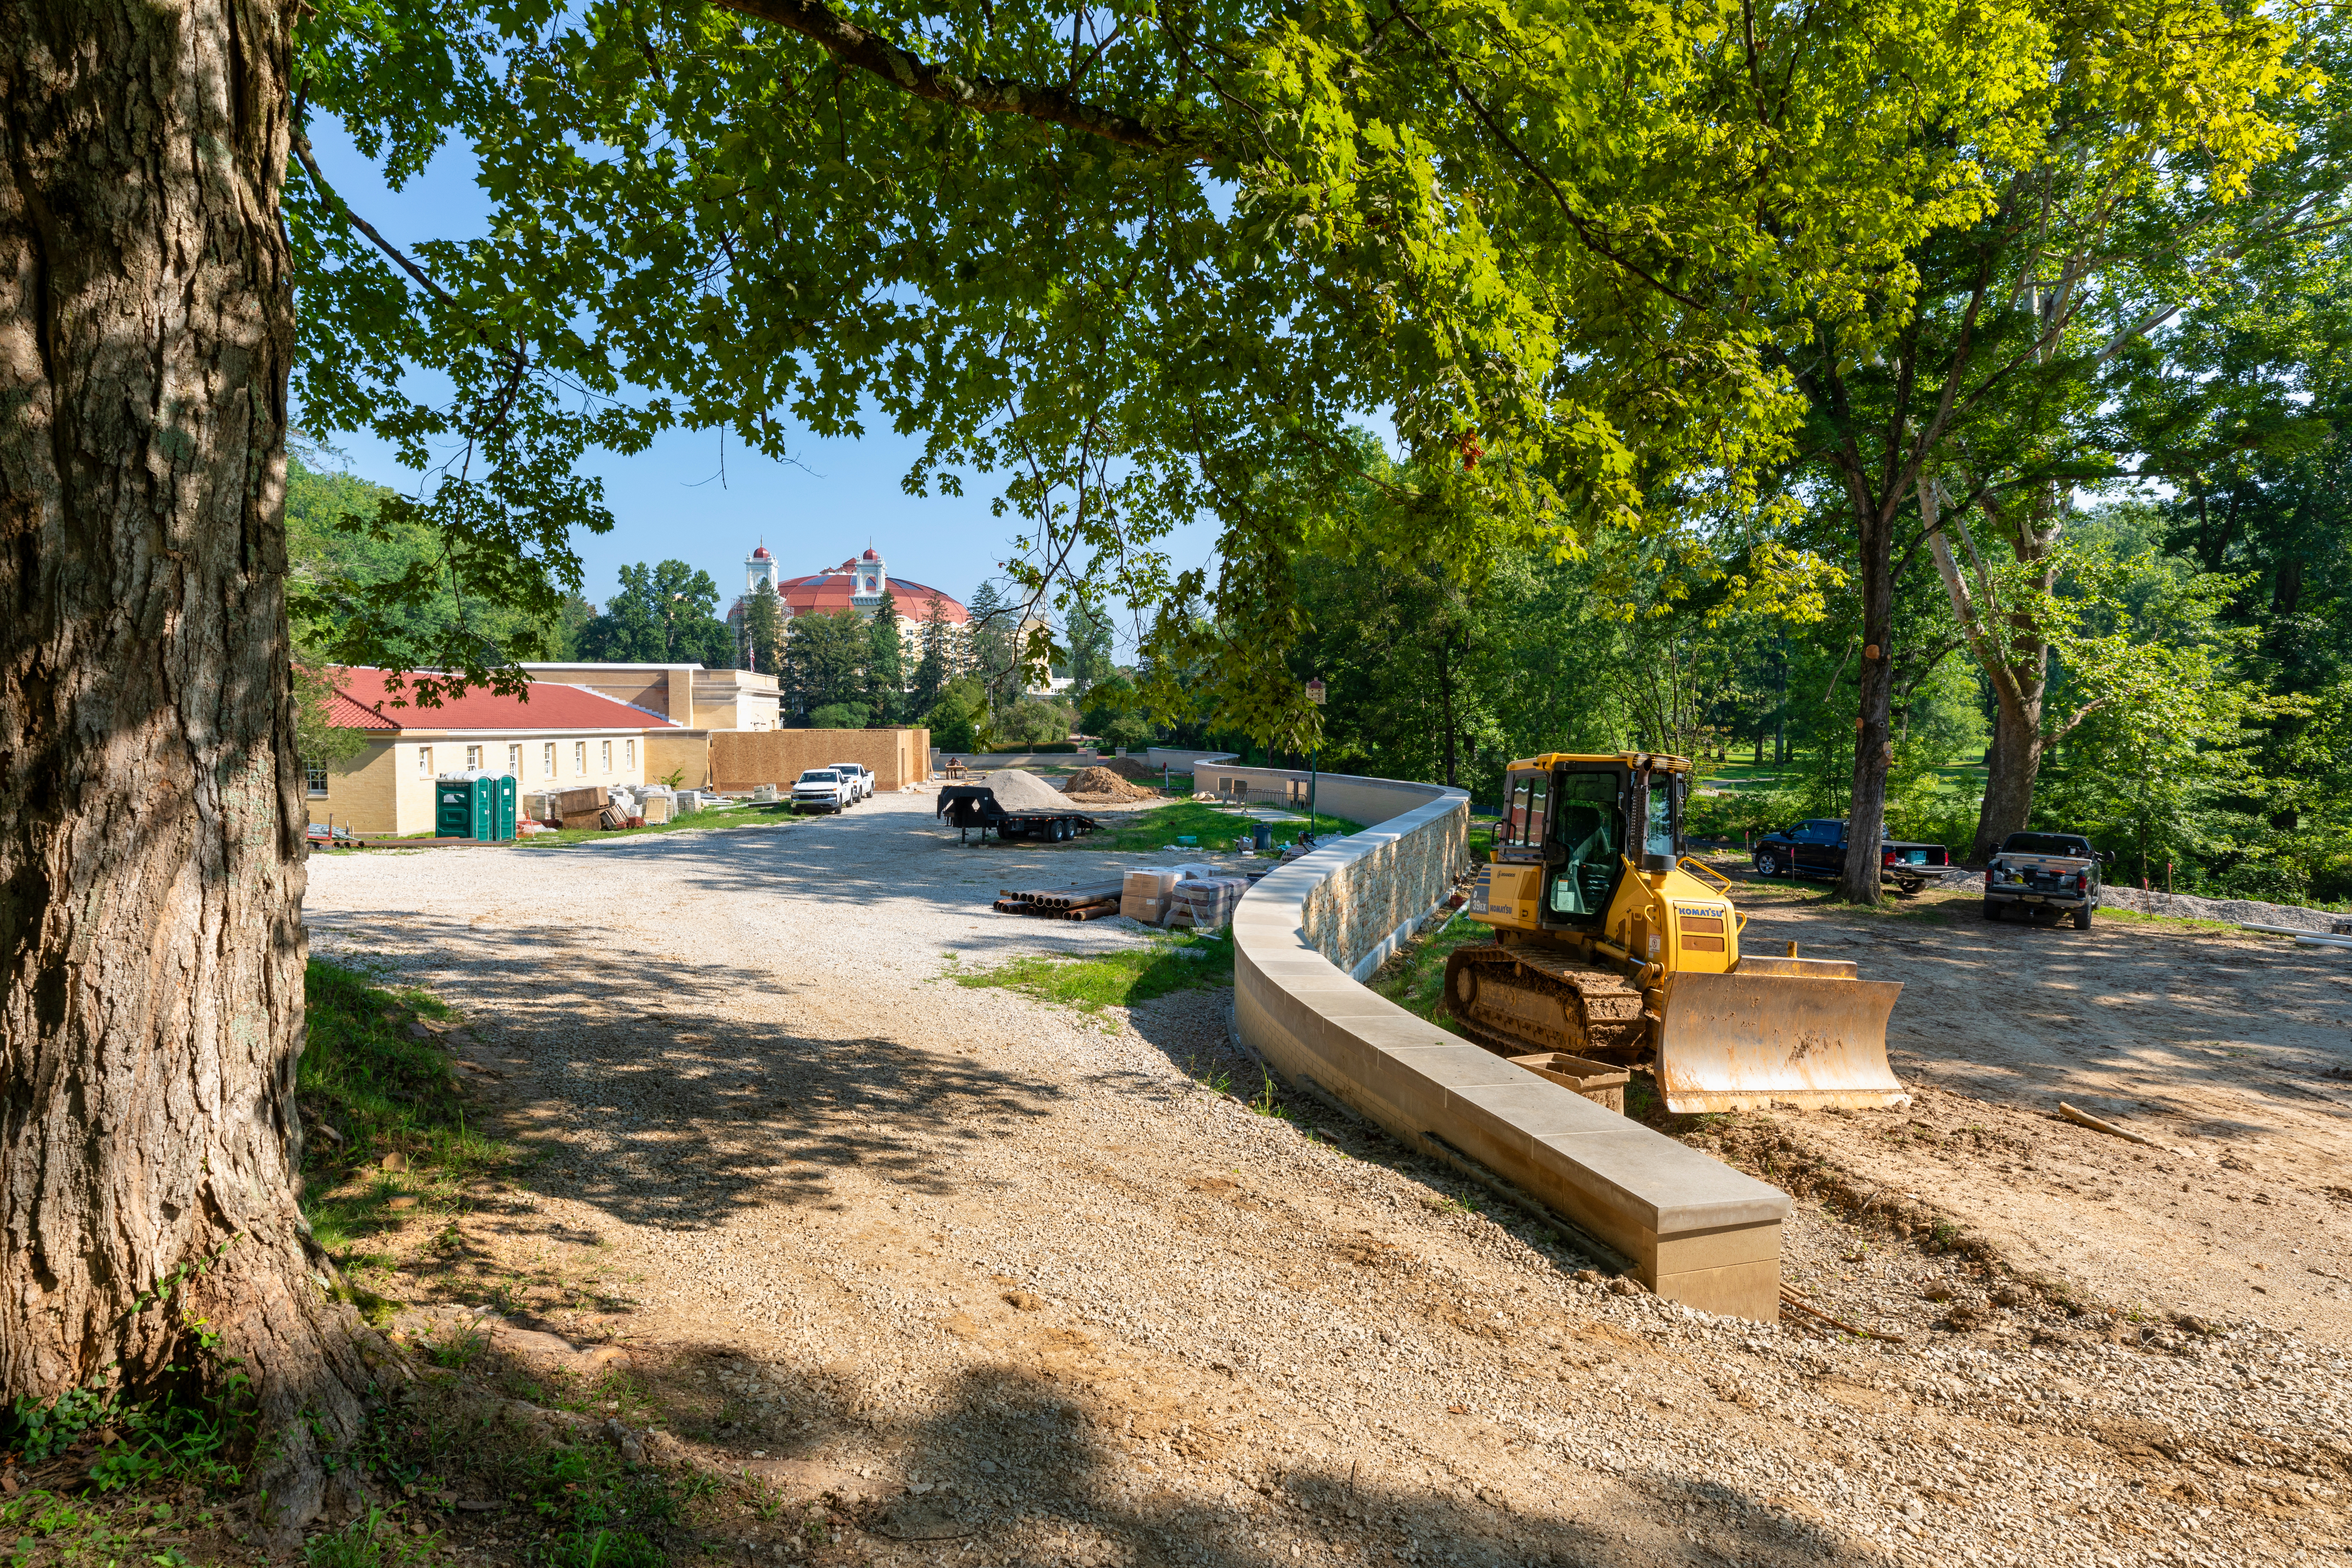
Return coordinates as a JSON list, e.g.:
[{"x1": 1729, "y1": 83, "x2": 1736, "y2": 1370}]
[
  {"x1": 2093, "y1": 905, "x2": 2250, "y2": 934},
  {"x1": 299, "y1": 959, "x2": 508, "y2": 1273},
  {"x1": 1368, "y1": 915, "x2": 1494, "y2": 1026},
  {"x1": 947, "y1": 931, "x2": 1235, "y2": 1011},
  {"x1": 1050, "y1": 800, "x2": 1362, "y2": 854},
  {"x1": 517, "y1": 800, "x2": 804, "y2": 848}
]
